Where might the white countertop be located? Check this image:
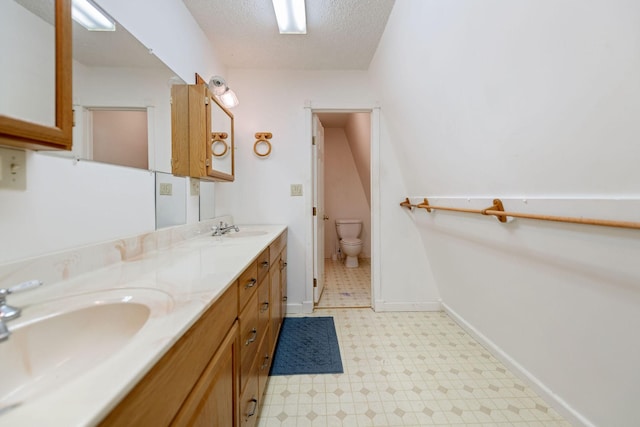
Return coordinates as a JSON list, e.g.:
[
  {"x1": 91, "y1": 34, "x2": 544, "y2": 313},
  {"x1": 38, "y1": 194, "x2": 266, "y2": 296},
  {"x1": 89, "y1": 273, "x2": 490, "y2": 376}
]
[{"x1": 0, "y1": 224, "x2": 287, "y2": 426}]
